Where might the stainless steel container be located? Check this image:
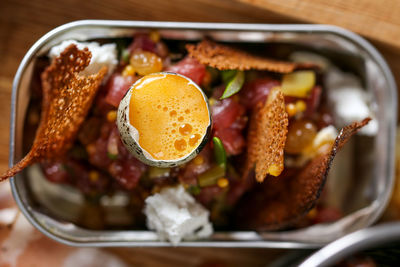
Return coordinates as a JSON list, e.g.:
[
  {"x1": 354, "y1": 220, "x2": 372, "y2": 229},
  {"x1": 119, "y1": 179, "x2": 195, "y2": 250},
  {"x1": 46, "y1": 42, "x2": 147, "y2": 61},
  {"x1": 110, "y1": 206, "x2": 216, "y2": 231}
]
[{"x1": 9, "y1": 20, "x2": 397, "y2": 248}]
